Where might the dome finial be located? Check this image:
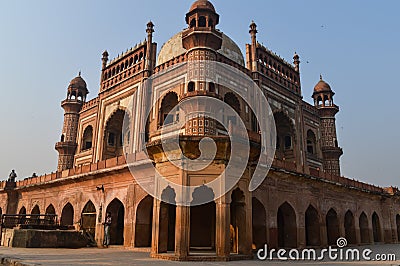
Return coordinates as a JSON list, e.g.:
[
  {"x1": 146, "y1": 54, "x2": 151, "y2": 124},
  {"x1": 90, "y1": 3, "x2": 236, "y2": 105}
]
[
  {"x1": 189, "y1": 0, "x2": 216, "y2": 13},
  {"x1": 320, "y1": 74, "x2": 323, "y2": 80},
  {"x1": 78, "y1": 70, "x2": 81, "y2": 77}
]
